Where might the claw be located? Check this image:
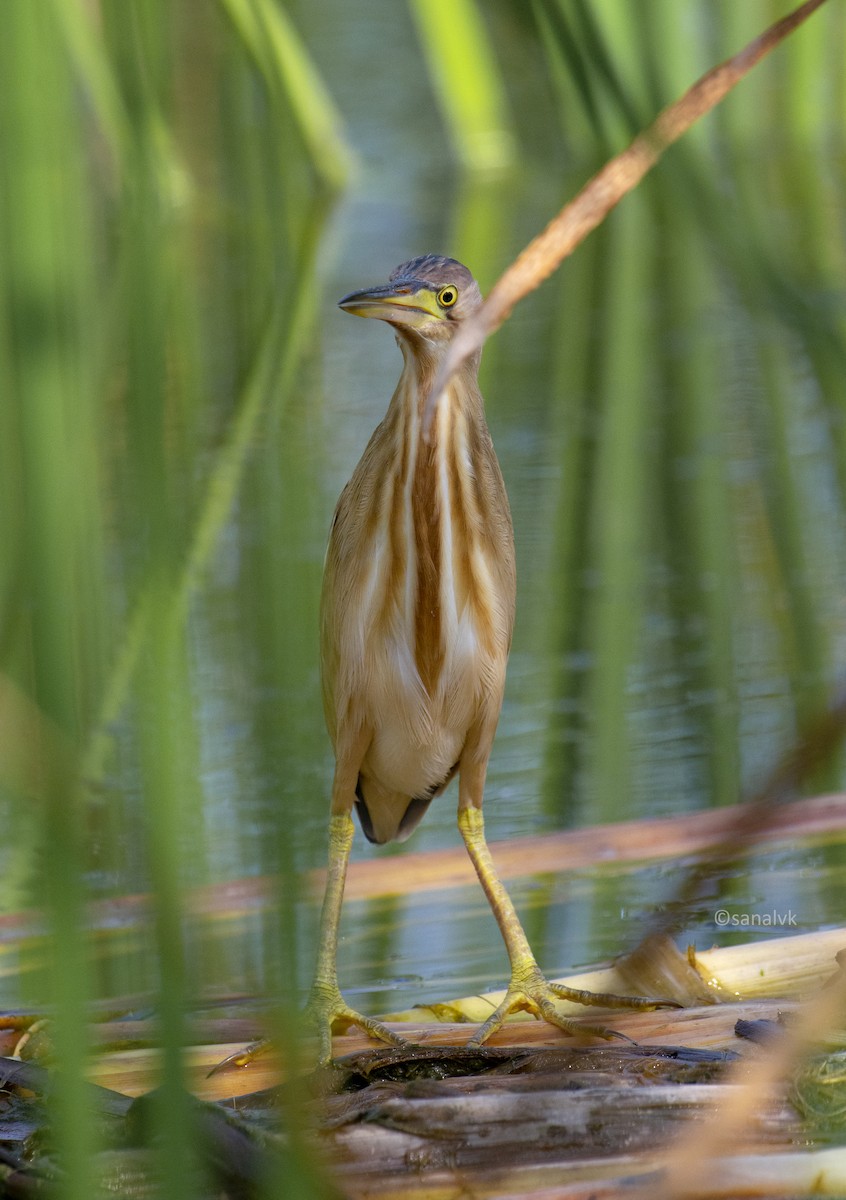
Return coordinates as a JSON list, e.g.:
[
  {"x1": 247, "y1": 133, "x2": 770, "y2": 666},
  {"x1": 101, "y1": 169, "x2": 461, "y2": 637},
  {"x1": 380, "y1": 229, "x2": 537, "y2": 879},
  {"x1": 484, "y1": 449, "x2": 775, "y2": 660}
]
[{"x1": 208, "y1": 1038, "x2": 273, "y2": 1076}]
